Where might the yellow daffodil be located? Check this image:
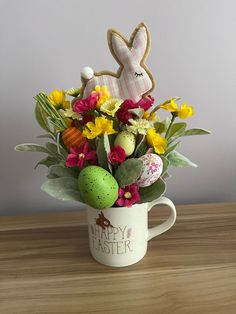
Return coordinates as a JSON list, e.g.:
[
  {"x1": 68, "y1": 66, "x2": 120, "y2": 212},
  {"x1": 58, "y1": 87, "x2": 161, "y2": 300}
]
[
  {"x1": 127, "y1": 119, "x2": 150, "y2": 135},
  {"x1": 146, "y1": 129, "x2": 167, "y2": 154},
  {"x1": 100, "y1": 98, "x2": 123, "y2": 117},
  {"x1": 83, "y1": 116, "x2": 117, "y2": 139},
  {"x1": 160, "y1": 100, "x2": 194, "y2": 119},
  {"x1": 177, "y1": 103, "x2": 194, "y2": 119},
  {"x1": 93, "y1": 85, "x2": 110, "y2": 109},
  {"x1": 143, "y1": 111, "x2": 157, "y2": 121},
  {"x1": 49, "y1": 90, "x2": 70, "y2": 110}
]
